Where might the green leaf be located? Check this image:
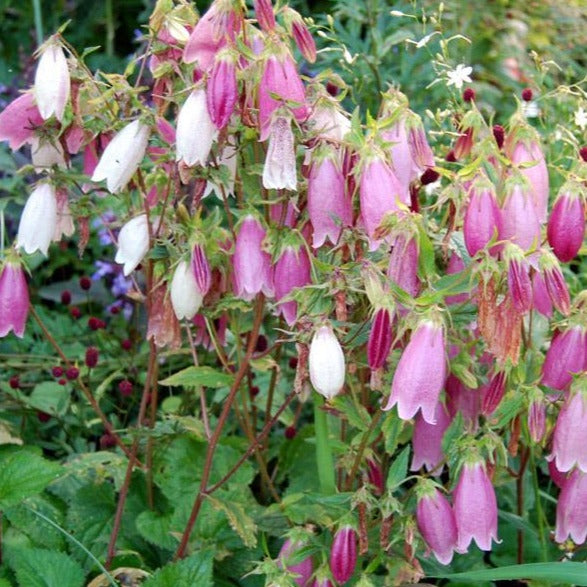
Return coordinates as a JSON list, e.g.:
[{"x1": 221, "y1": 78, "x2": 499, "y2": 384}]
[
  {"x1": 206, "y1": 494, "x2": 258, "y2": 548},
  {"x1": 0, "y1": 447, "x2": 62, "y2": 508},
  {"x1": 28, "y1": 382, "x2": 70, "y2": 416},
  {"x1": 432, "y1": 562, "x2": 587, "y2": 585},
  {"x1": 386, "y1": 445, "x2": 410, "y2": 489},
  {"x1": 382, "y1": 416, "x2": 404, "y2": 454},
  {"x1": 159, "y1": 366, "x2": 234, "y2": 388},
  {"x1": 417, "y1": 222, "x2": 436, "y2": 279},
  {"x1": 7, "y1": 547, "x2": 85, "y2": 587},
  {"x1": 330, "y1": 395, "x2": 370, "y2": 431},
  {"x1": 143, "y1": 550, "x2": 214, "y2": 587},
  {"x1": 136, "y1": 510, "x2": 177, "y2": 551}
]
